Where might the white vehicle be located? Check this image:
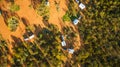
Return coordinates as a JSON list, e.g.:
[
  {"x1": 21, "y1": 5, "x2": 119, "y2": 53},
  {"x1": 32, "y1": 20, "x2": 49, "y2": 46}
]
[
  {"x1": 79, "y1": 3, "x2": 86, "y2": 10},
  {"x1": 73, "y1": 19, "x2": 79, "y2": 25},
  {"x1": 68, "y1": 49, "x2": 75, "y2": 54},
  {"x1": 23, "y1": 30, "x2": 35, "y2": 41},
  {"x1": 61, "y1": 41, "x2": 66, "y2": 46}
]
